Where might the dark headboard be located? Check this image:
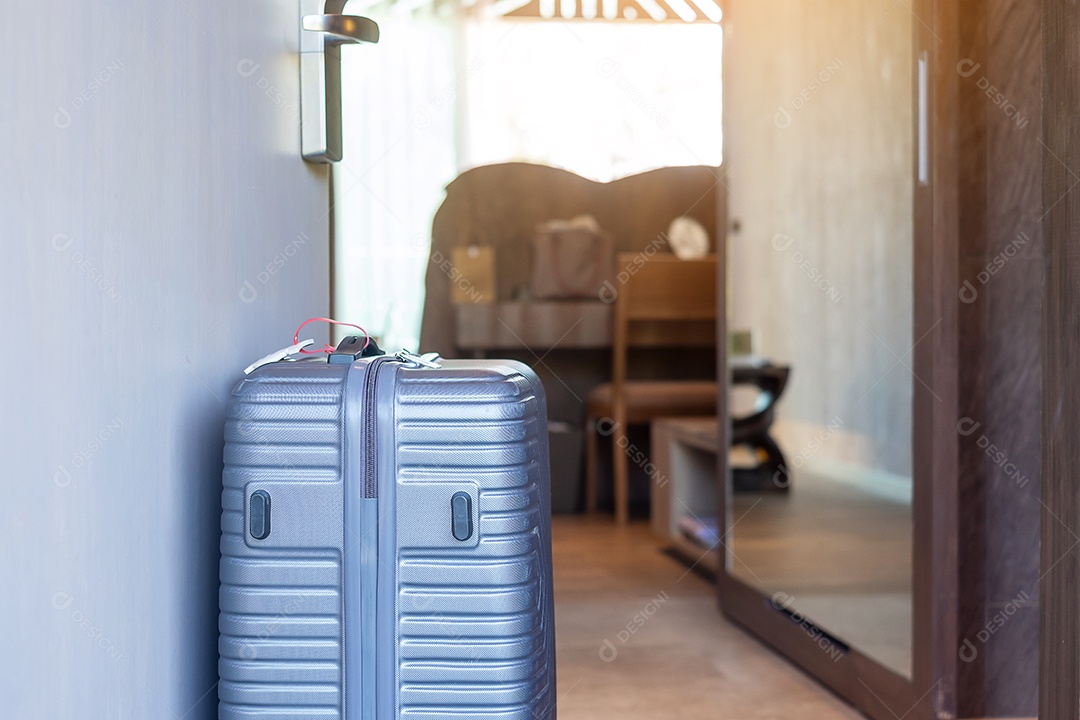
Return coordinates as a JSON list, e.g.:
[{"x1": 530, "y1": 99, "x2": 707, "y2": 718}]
[{"x1": 420, "y1": 162, "x2": 724, "y2": 353}]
